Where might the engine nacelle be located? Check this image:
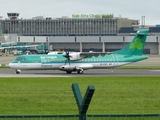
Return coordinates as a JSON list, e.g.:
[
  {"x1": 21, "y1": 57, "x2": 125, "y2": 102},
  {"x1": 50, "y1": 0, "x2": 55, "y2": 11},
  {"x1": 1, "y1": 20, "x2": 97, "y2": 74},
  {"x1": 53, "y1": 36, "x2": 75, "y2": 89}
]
[
  {"x1": 69, "y1": 52, "x2": 85, "y2": 60},
  {"x1": 59, "y1": 65, "x2": 76, "y2": 71}
]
